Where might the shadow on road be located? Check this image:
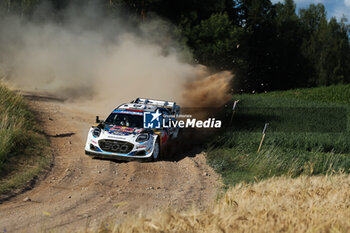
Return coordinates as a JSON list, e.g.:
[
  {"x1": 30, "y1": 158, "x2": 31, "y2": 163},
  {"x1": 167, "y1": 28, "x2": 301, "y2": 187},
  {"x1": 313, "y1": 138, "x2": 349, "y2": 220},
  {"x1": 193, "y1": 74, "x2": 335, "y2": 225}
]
[
  {"x1": 162, "y1": 129, "x2": 210, "y2": 162},
  {"x1": 19, "y1": 91, "x2": 66, "y2": 103},
  {"x1": 50, "y1": 133, "x2": 76, "y2": 138}
]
